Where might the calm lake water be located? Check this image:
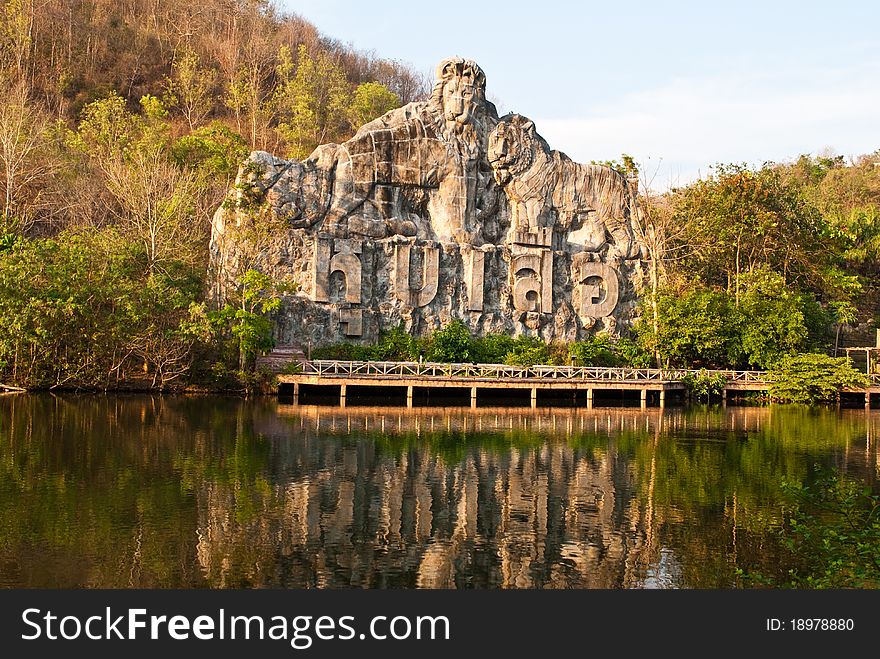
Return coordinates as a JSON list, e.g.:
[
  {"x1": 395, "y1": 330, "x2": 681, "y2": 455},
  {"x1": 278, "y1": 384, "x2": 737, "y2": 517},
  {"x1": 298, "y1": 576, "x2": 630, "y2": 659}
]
[{"x1": 1, "y1": 394, "x2": 878, "y2": 588}]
